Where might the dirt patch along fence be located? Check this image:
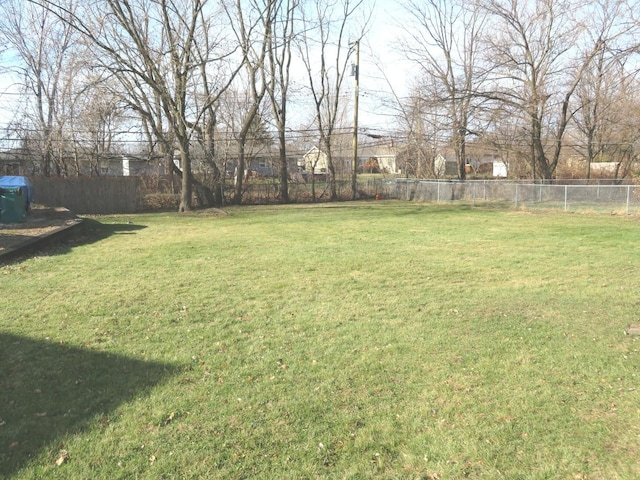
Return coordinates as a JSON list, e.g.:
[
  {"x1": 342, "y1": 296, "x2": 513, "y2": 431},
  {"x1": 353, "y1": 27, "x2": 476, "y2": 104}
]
[{"x1": 31, "y1": 176, "x2": 142, "y2": 214}]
